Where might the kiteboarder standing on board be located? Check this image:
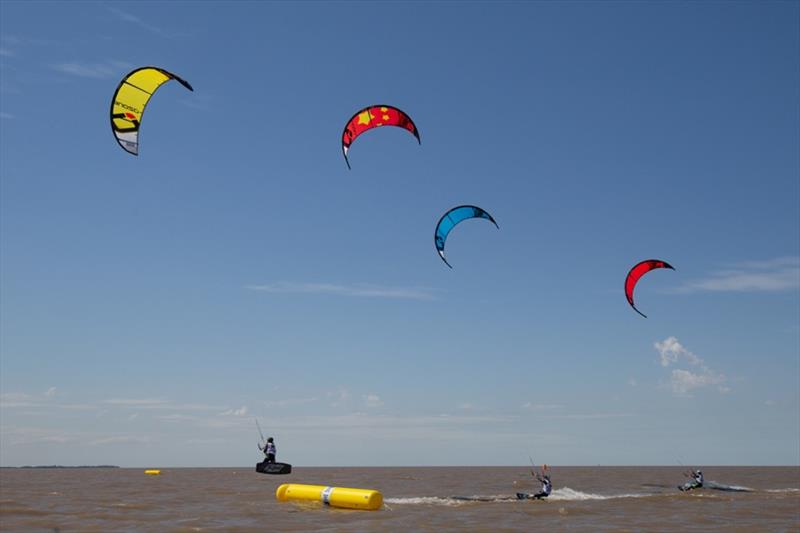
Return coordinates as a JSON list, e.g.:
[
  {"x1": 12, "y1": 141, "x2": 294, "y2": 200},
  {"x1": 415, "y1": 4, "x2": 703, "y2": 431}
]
[
  {"x1": 259, "y1": 437, "x2": 276, "y2": 464},
  {"x1": 679, "y1": 469, "x2": 703, "y2": 491},
  {"x1": 528, "y1": 464, "x2": 552, "y2": 499},
  {"x1": 532, "y1": 471, "x2": 552, "y2": 499}
]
